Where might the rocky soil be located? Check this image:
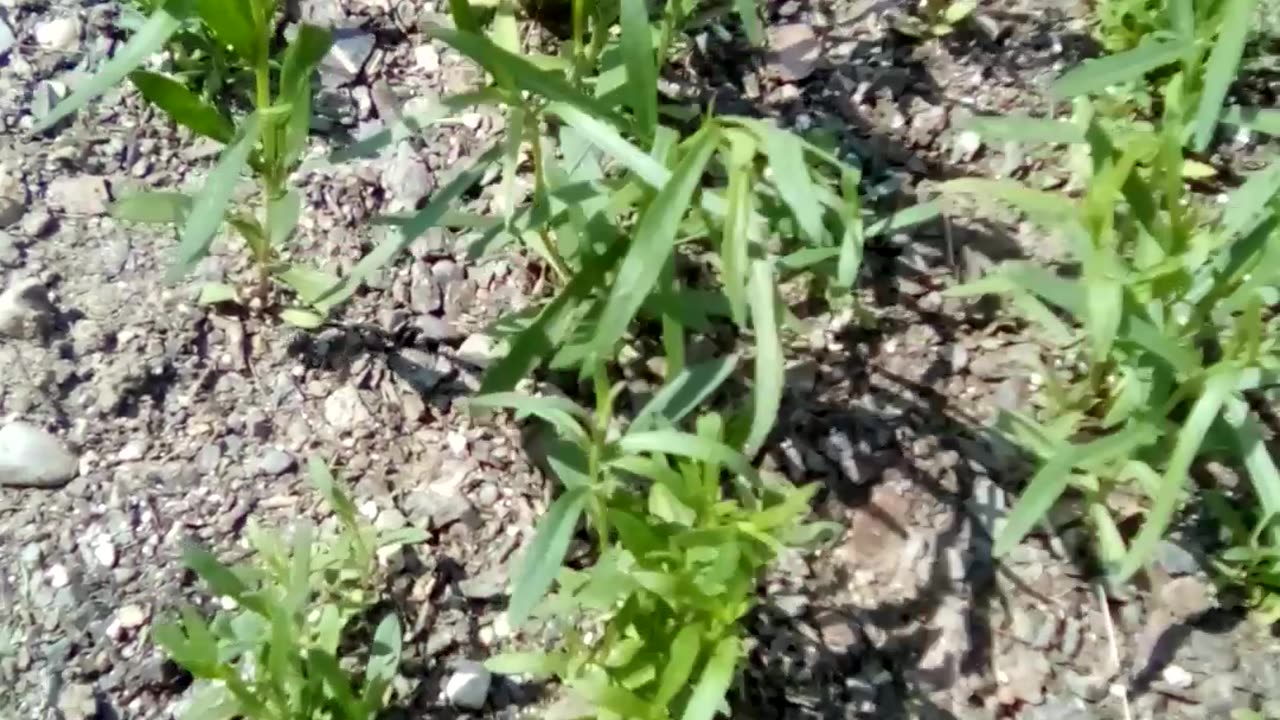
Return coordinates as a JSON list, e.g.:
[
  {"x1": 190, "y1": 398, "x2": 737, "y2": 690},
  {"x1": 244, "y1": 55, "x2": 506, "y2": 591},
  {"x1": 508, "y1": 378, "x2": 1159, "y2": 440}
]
[{"x1": 3, "y1": 0, "x2": 1280, "y2": 719}]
